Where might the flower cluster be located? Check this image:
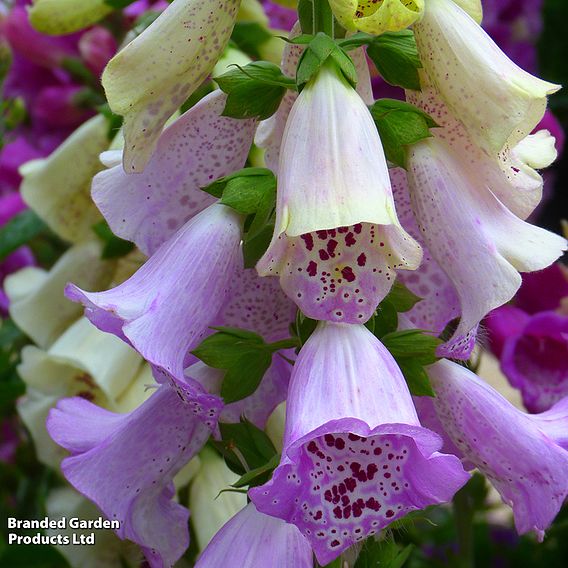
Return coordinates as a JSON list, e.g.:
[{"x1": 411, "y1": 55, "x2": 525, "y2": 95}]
[{"x1": 1, "y1": 0, "x2": 567, "y2": 567}]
